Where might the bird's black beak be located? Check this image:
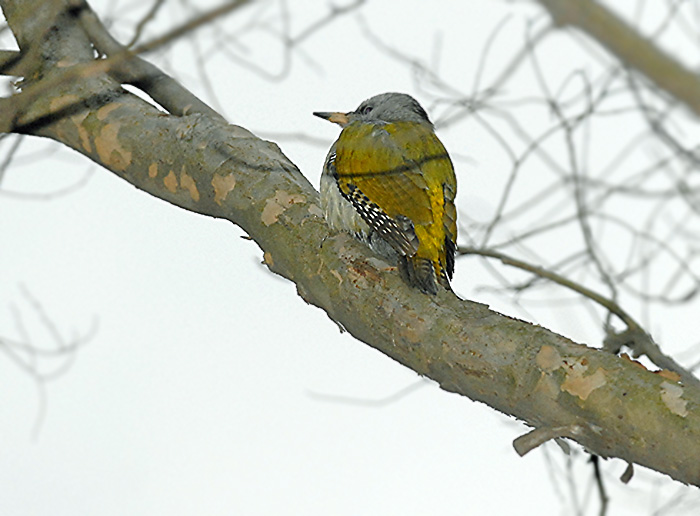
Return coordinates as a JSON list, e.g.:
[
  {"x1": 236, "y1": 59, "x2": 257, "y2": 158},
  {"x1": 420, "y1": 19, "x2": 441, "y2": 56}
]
[{"x1": 313, "y1": 111, "x2": 350, "y2": 127}]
